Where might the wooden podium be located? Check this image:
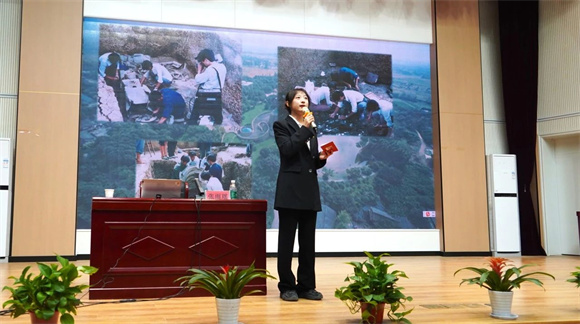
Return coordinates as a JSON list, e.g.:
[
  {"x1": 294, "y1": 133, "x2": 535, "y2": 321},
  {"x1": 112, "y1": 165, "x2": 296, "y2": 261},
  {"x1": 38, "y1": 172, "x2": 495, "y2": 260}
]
[{"x1": 89, "y1": 198, "x2": 267, "y2": 300}]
